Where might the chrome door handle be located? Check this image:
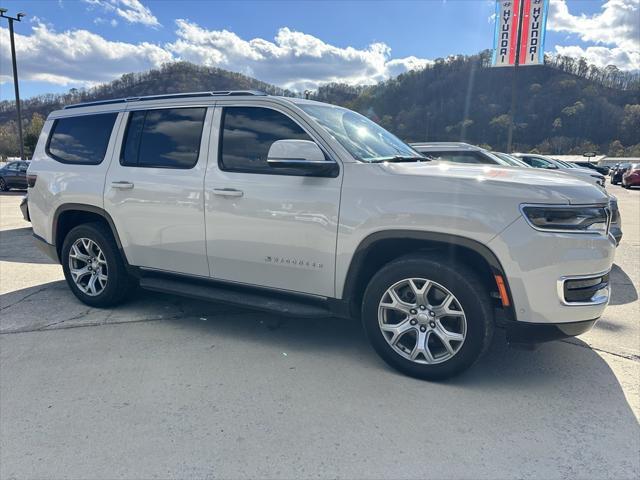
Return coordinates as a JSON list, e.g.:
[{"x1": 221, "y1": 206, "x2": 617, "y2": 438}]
[
  {"x1": 213, "y1": 188, "x2": 244, "y2": 197},
  {"x1": 111, "y1": 181, "x2": 134, "y2": 190}
]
